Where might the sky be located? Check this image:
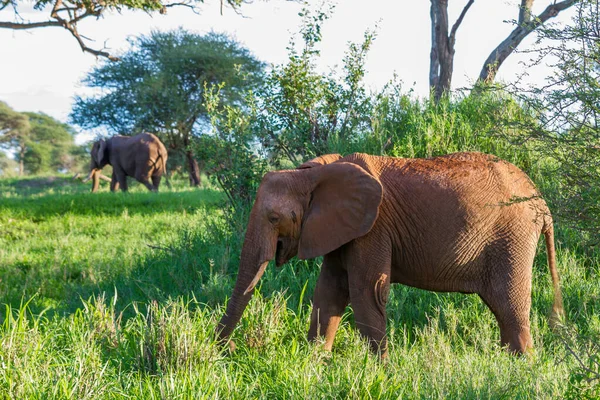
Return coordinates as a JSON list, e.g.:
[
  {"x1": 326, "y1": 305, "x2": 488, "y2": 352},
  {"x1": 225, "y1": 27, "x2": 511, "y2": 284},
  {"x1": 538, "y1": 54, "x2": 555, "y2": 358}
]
[{"x1": 0, "y1": 0, "x2": 574, "y2": 144}]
